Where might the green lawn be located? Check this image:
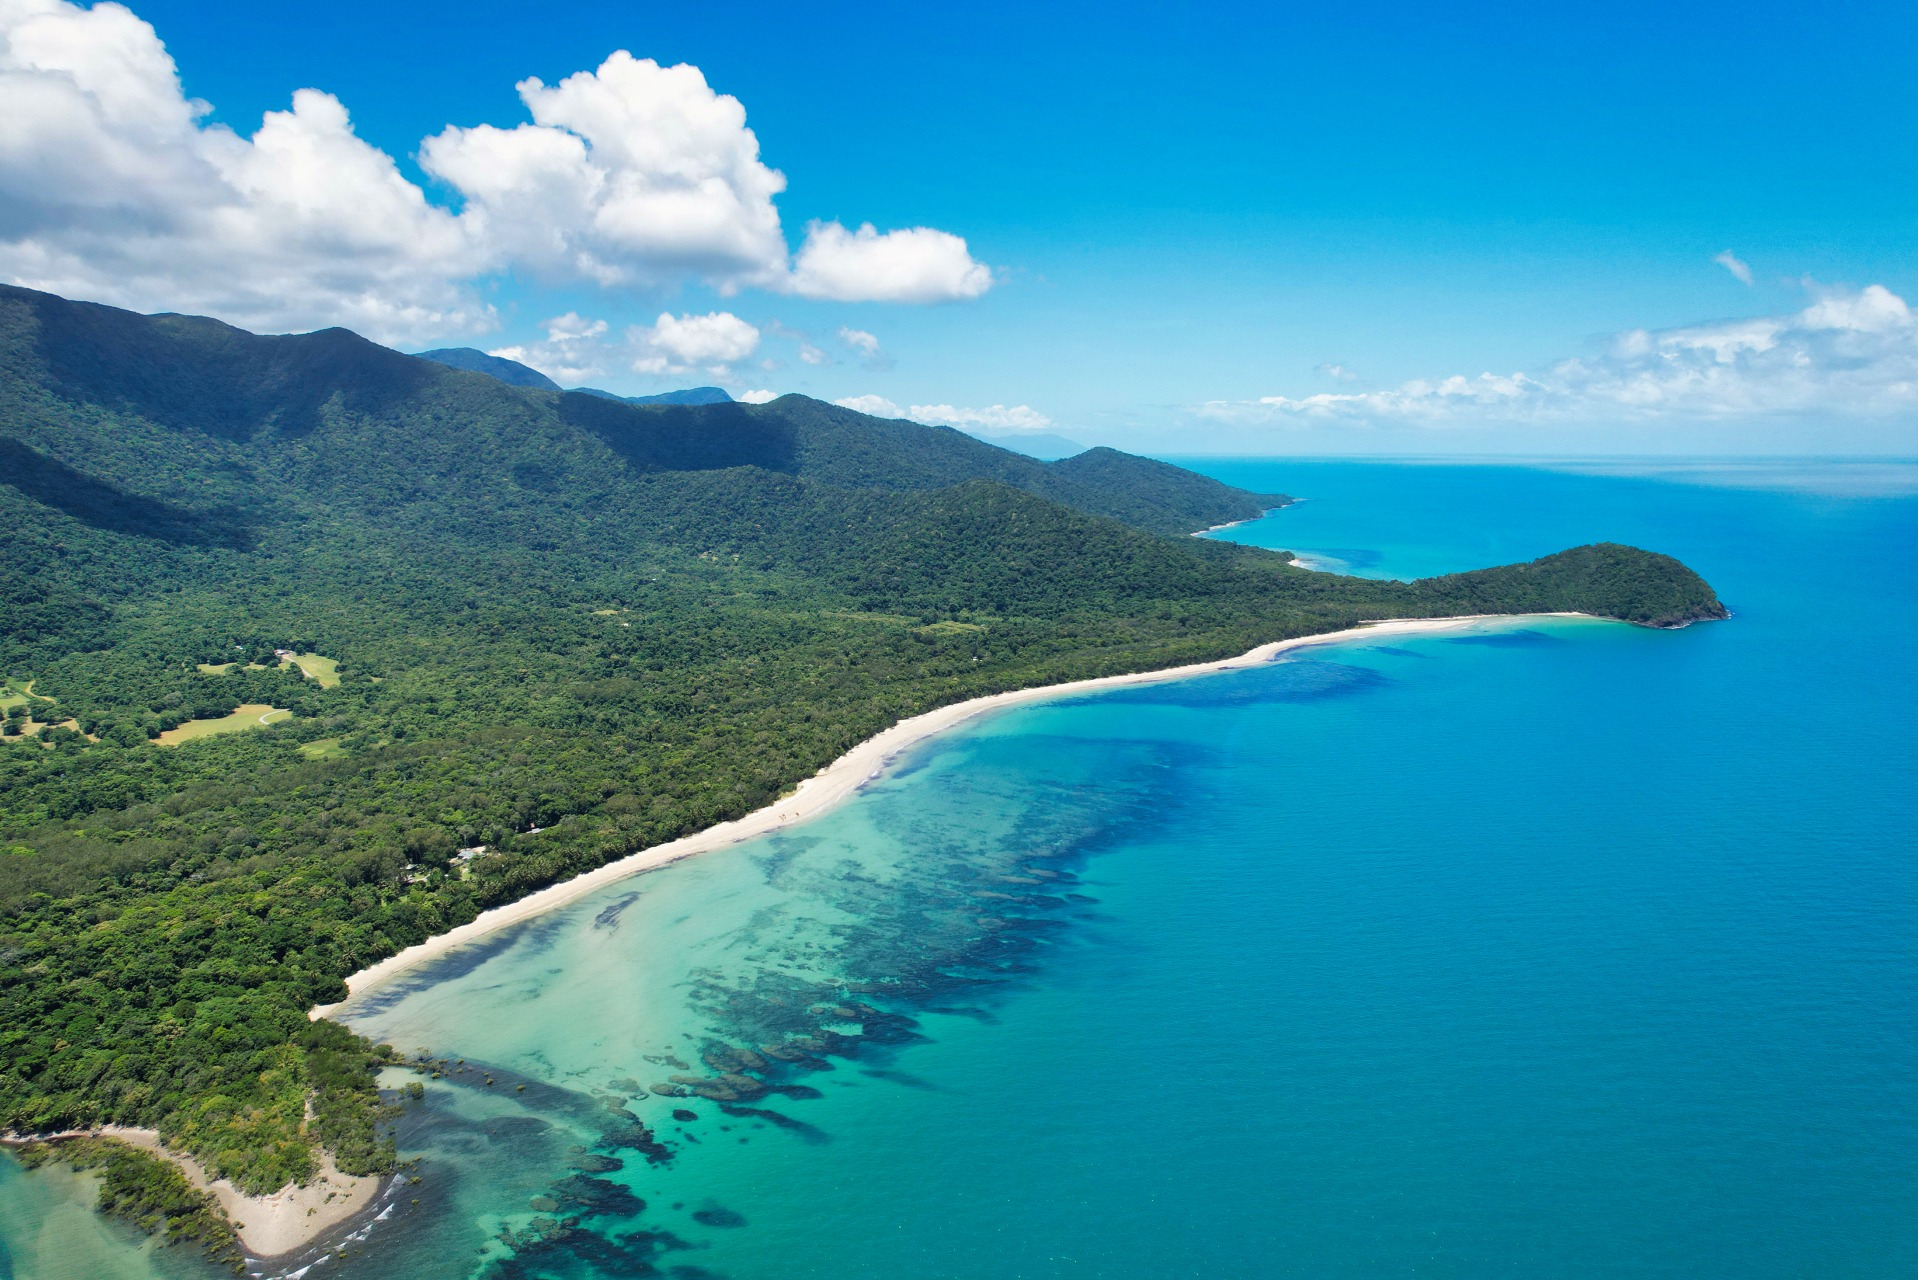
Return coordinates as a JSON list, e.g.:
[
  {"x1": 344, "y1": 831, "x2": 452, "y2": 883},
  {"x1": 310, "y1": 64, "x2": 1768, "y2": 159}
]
[
  {"x1": 297, "y1": 736, "x2": 347, "y2": 760},
  {"x1": 153, "y1": 704, "x2": 292, "y2": 747}
]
